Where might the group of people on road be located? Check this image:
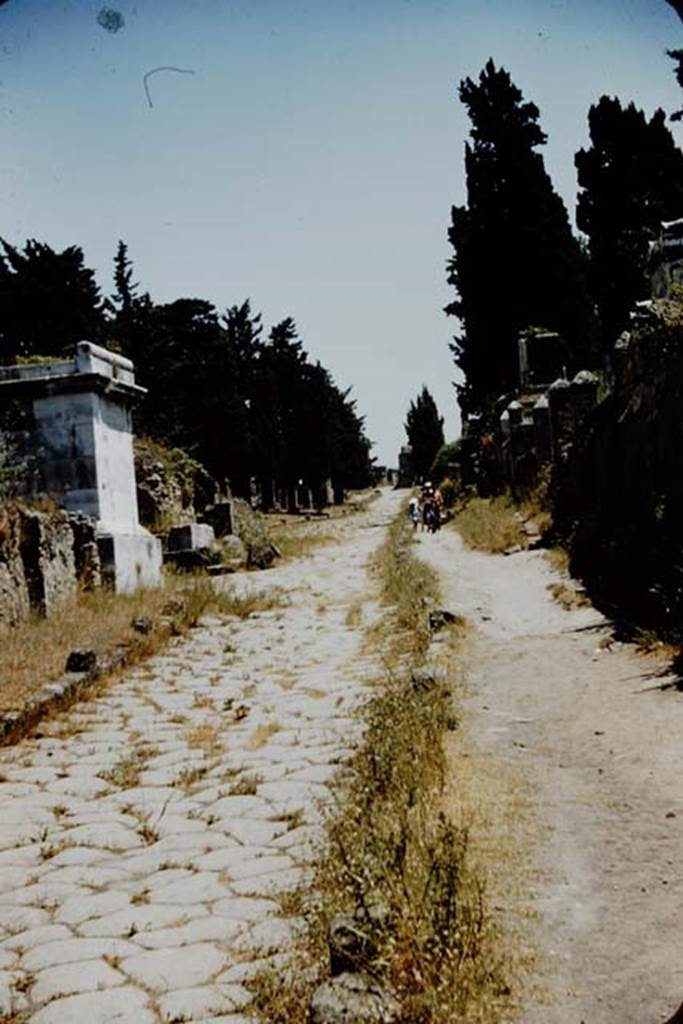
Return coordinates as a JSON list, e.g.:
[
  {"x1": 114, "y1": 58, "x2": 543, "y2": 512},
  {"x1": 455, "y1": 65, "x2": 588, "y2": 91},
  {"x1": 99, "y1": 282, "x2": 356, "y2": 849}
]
[{"x1": 409, "y1": 482, "x2": 443, "y2": 534}]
